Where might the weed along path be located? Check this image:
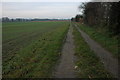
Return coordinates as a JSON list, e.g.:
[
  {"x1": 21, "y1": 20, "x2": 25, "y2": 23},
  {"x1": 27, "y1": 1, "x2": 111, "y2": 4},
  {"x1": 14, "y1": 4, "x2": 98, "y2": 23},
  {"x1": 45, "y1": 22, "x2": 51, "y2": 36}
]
[
  {"x1": 54, "y1": 24, "x2": 76, "y2": 78},
  {"x1": 74, "y1": 24, "x2": 118, "y2": 78}
]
